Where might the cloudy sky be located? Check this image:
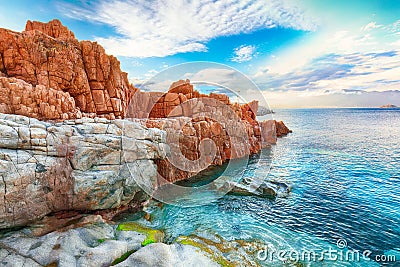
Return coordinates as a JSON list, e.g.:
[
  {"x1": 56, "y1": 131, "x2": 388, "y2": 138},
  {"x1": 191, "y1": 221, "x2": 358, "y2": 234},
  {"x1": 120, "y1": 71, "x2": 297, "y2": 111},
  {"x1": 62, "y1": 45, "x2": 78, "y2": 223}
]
[{"x1": 1, "y1": 0, "x2": 400, "y2": 108}]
